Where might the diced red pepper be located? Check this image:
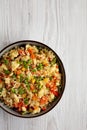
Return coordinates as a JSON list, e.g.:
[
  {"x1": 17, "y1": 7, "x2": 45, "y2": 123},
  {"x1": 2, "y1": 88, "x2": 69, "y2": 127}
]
[
  {"x1": 41, "y1": 106, "x2": 46, "y2": 111},
  {"x1": 51, "y1": 90, "x2": 59, "y2": 97},
  {"x1": 0, "y1": 79, "x2": 2, "y2": 83}
]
